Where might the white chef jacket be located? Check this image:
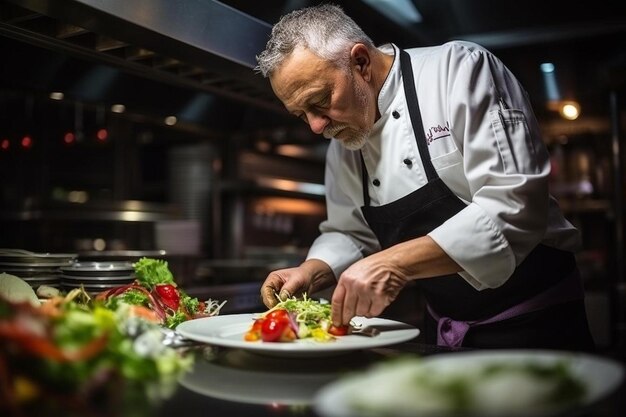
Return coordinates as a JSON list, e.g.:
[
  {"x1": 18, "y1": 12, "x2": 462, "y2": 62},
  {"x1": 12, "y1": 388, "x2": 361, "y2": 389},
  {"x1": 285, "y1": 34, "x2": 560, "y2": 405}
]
[{"x1": 306, "y1": 41, "x2": 581, "y2": 290}]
